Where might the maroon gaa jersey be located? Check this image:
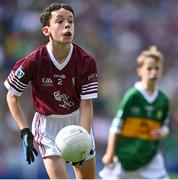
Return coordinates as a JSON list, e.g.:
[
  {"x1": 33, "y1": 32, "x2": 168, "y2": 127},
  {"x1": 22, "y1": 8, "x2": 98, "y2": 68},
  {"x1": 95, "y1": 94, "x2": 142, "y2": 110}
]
[{"x1": 4, "y1": 43, "x2": 98, "y2": 115}]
